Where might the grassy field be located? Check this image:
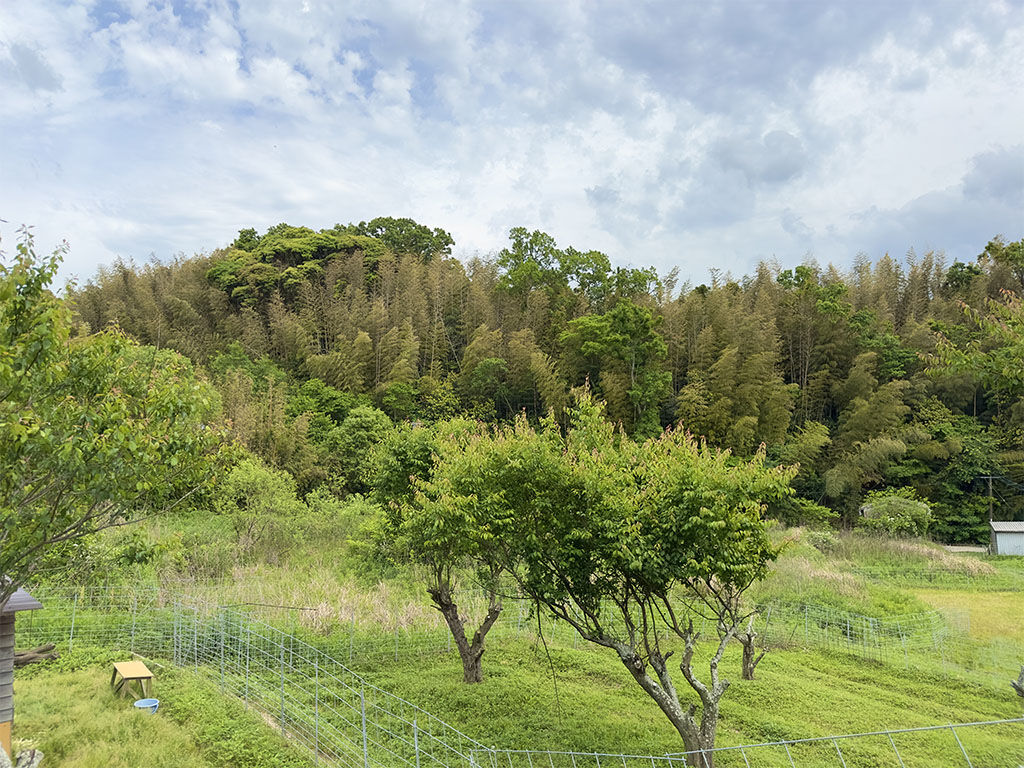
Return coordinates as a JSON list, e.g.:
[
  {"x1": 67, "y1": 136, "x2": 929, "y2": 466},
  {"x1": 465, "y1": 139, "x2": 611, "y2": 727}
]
[
  {"x1": 24, "y1": 526, "x2": 1024, "y2": 766},
  {"x1": 12, "y1": 649, "x2": 311, "y2": 768},
  {"x1": 351, "y1": 637, "x2": 1024, "y2": 765},
  {"x1": 913, "y1": 588, "x2": 1024, "y2": 643}
]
